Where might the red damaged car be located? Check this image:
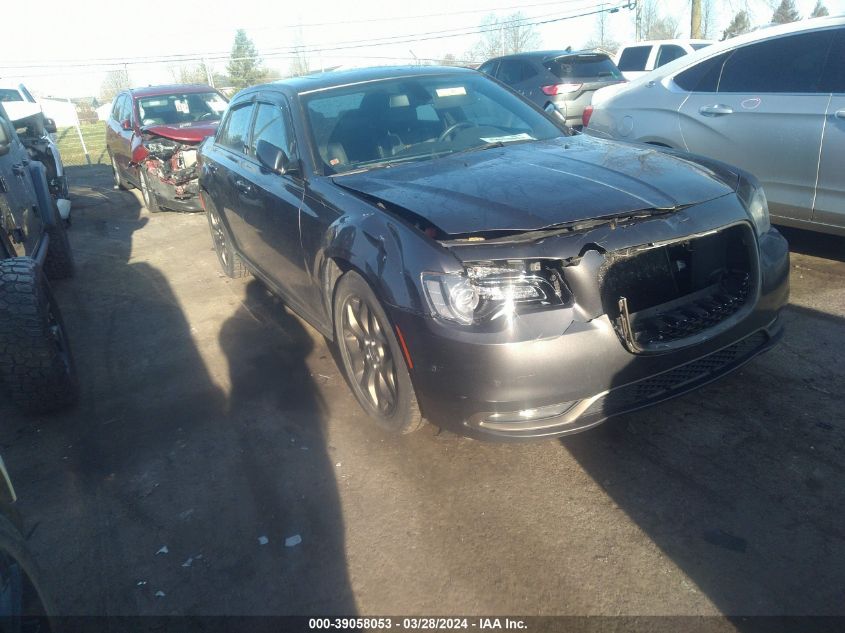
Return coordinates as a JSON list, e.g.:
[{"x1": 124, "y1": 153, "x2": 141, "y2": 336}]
[{"x1": 106, "y1": 84, "x2": 228, "y2": 212}]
